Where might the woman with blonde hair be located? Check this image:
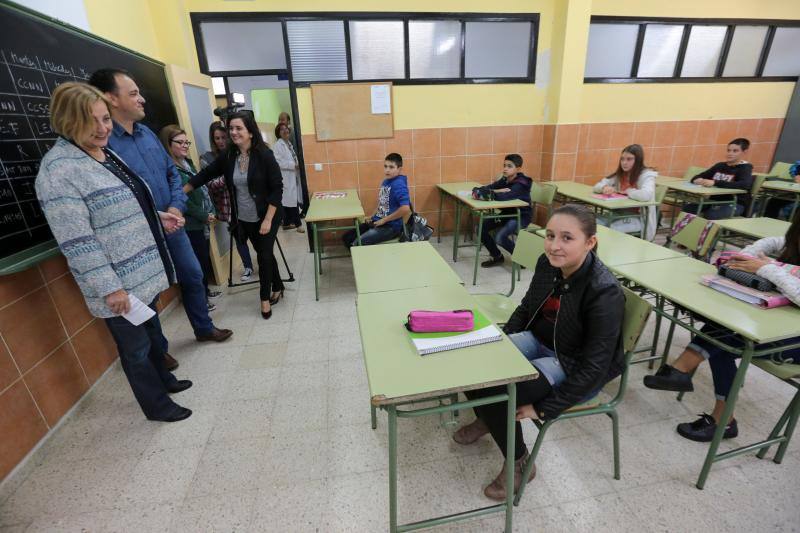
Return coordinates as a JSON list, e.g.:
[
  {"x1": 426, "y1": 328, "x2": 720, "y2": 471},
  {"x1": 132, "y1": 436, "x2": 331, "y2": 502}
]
[{"x1": 36, "y1": 82, "x2": 192, "y2": 422}]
